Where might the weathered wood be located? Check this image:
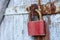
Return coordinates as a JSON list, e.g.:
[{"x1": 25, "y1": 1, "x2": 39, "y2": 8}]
[
  {"x1": 0, "y1": 0, "x2": 60, "y2": 40},
  {"x1": 0, "y1": 0, "x2": 10, "y2": 25}
]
